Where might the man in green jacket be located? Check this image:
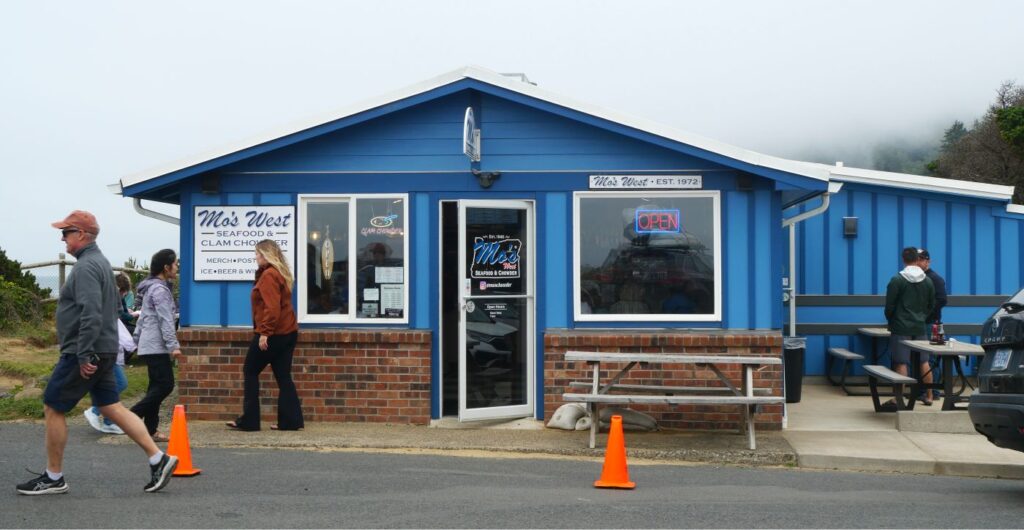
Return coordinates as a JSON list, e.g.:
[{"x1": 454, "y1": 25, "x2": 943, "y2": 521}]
[{"x1": 885, "y1": 247, "x2": 936, "y2": 402}]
